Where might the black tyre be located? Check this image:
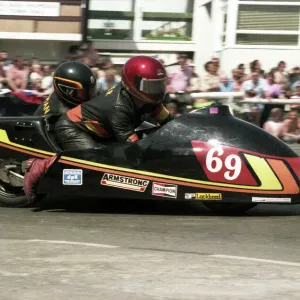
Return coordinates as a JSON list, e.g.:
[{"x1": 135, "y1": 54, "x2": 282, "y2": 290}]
[
  {"x1": 0, "y1": 181, "x2": 30, "y2": 207},
  {"x1": 203, "y1": 202, "x2": 257, "y2": 215}
]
